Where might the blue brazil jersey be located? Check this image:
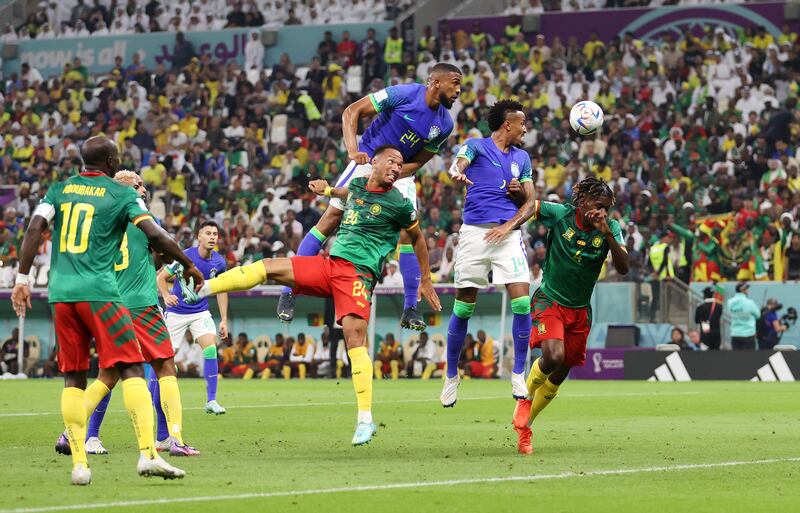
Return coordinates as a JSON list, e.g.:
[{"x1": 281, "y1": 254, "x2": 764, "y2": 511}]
[
  {"x1": 456, "y1": 137, "x2": 533, "y2": 225},
  {"x1": 362, "y1": 83, "x2": 454, "y2": 161},
  {"x1": 166, "y1": 247, "x2": 227, "y2": 315}
]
